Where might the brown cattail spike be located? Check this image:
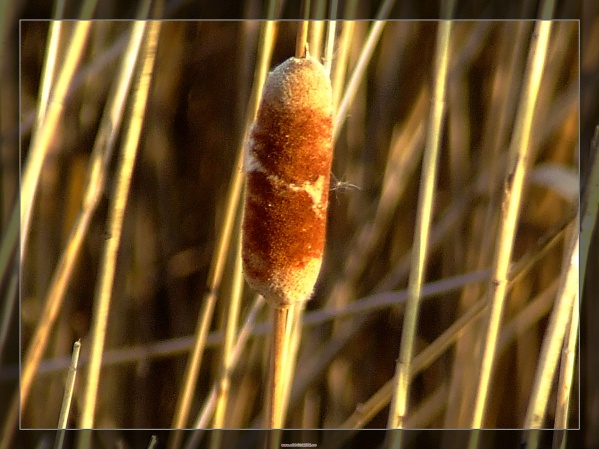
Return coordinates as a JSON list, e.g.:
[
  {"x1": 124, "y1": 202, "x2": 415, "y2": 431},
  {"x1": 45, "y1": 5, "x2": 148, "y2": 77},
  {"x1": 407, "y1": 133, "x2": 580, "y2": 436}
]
[{"x1": 242, "y1": 56, "x2": 333, "y2": 307}]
